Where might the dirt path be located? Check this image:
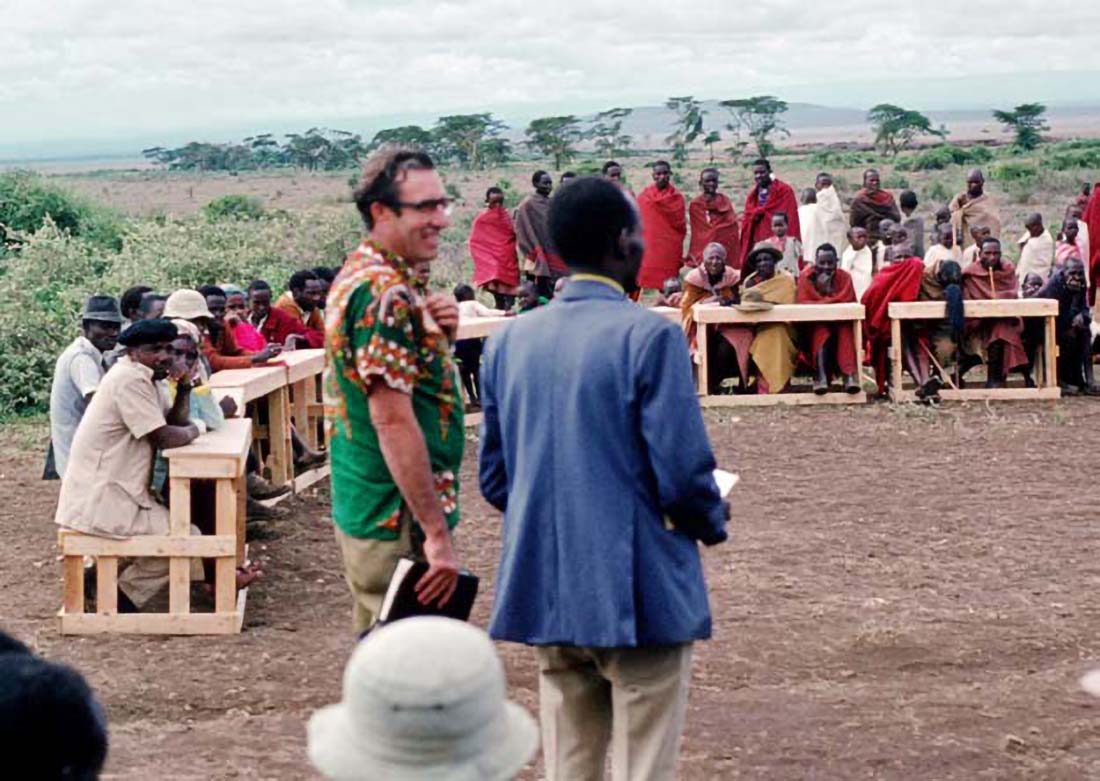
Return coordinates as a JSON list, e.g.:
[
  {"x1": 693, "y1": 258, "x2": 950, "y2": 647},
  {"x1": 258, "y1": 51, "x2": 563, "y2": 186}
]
[{"x1": 4, "y1": 401, "x2": 1100, "y2": 779}]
